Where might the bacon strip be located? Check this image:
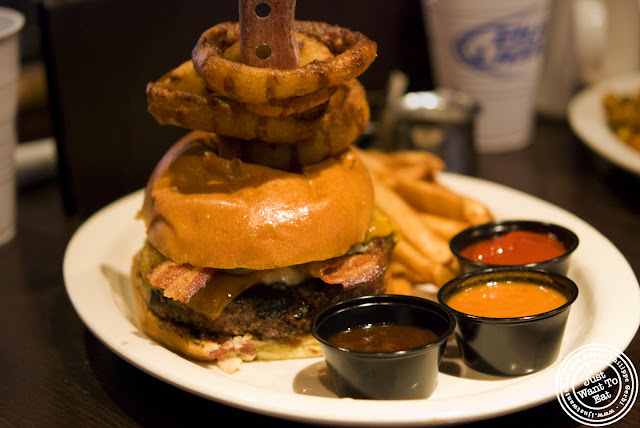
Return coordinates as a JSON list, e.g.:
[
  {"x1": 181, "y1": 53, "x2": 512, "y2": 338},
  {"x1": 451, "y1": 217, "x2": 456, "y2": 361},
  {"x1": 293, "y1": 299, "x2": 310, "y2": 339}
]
[
  {"x1": 146, "y1": 261, "x2": 215, "y2": 303},
  {"x1": 304, "y1": 244, "x2": 387, "y2": 289}
]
